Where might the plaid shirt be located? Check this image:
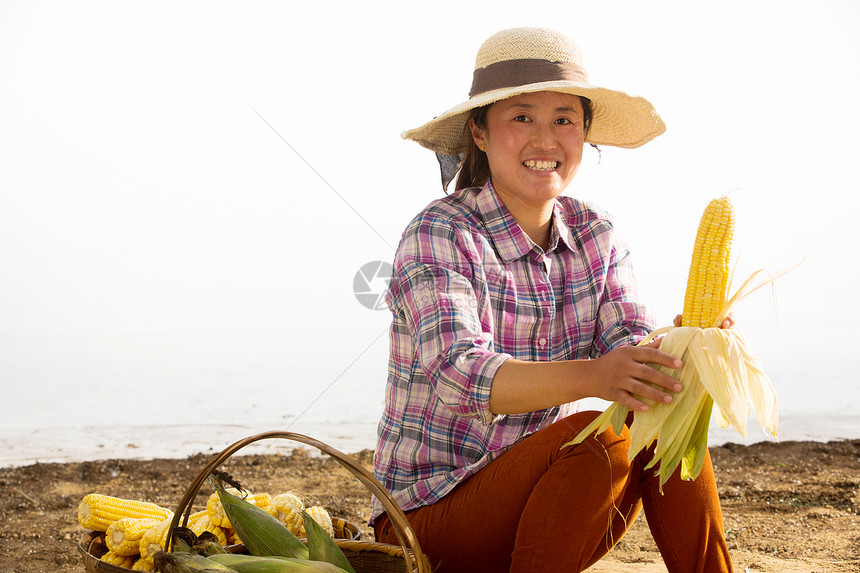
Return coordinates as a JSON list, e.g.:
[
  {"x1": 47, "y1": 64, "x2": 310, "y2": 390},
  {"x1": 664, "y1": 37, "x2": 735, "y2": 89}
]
[{"x1": 371, "y1": 182, "x2": 655, "y2": 522}]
